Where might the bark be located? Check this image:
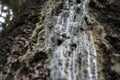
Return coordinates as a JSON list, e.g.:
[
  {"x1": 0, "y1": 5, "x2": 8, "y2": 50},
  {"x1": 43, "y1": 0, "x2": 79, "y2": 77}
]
[
  {"x1": 0, "y1": 0, "x2": 65, "y2": 79},
  {"x1": 89, "y1": 0, "x2": 120, "y2": 80},
  {"x1": 0, "y1": 0, "x2": 120, "y2": 80}
]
